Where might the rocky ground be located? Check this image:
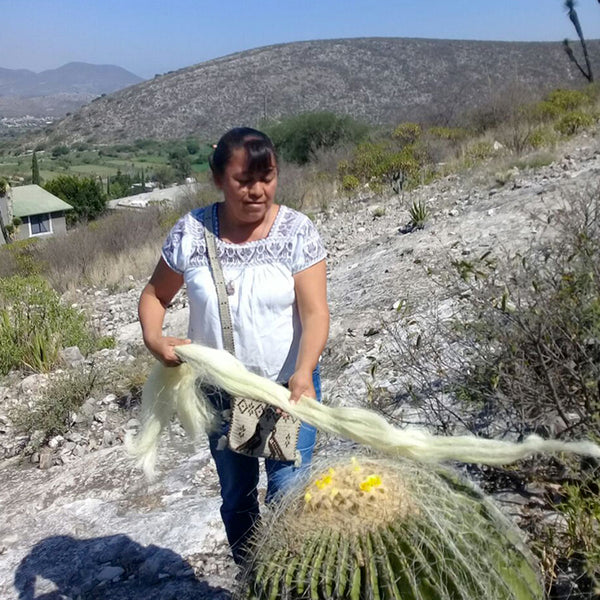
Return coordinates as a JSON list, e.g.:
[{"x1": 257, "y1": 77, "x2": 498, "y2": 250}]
[{"x1": 1, "y1": 129, "x2": 599, "y2": 599}]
